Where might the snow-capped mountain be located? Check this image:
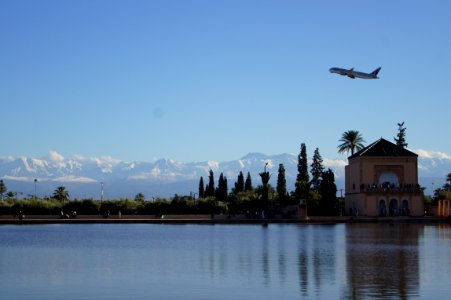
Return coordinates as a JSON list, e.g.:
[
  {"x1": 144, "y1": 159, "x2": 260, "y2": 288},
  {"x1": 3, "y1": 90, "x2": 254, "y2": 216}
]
[{"x1": 0, "y1": 149, "x2": 449, "y2": 199}]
